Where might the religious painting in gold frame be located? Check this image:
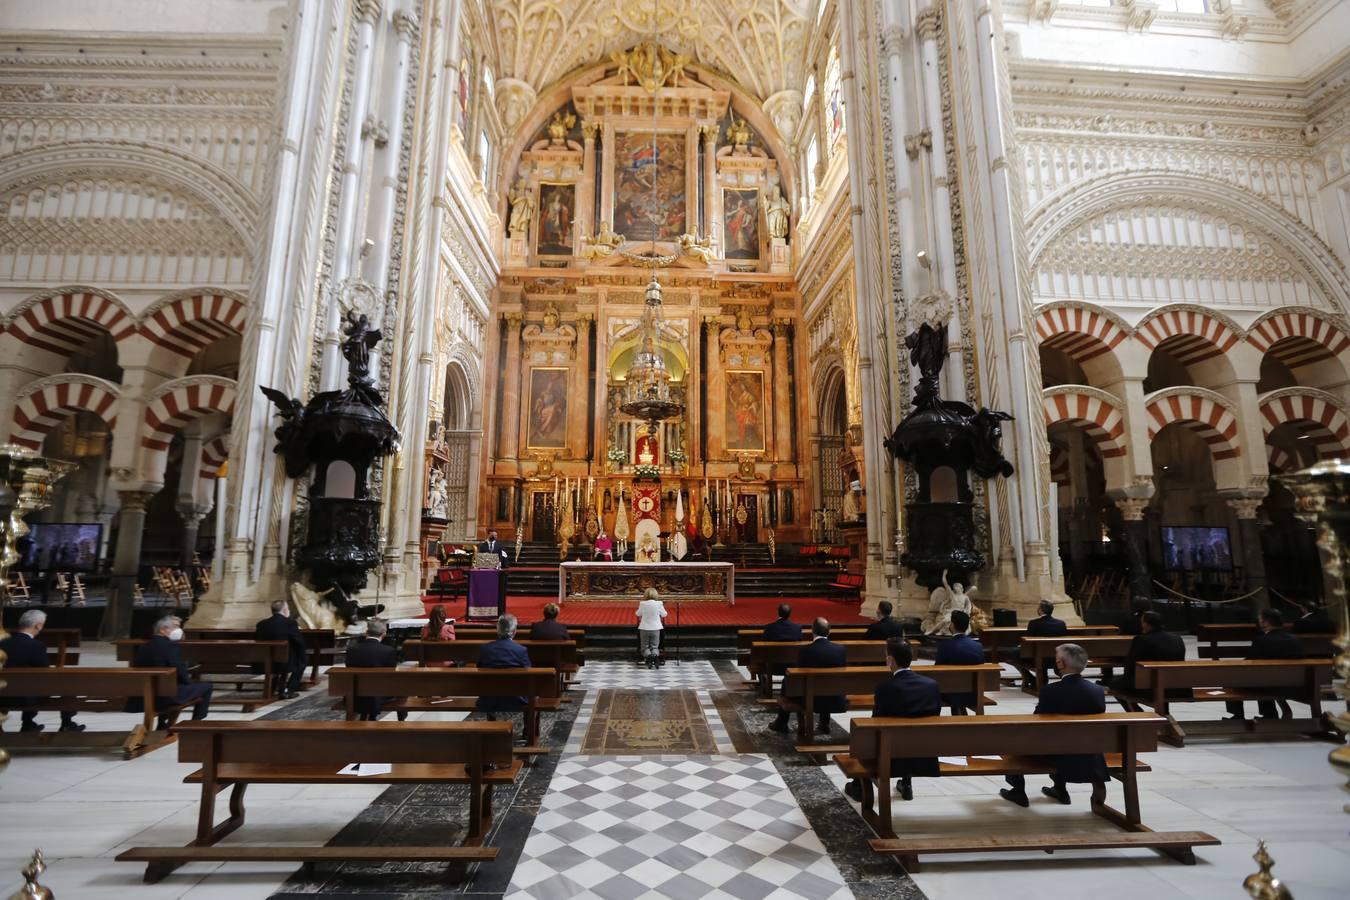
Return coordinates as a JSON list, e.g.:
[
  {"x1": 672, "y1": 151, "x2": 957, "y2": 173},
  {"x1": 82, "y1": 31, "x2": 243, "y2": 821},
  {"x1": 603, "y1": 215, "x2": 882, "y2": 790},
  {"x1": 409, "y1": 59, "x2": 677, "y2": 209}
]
[
  {"x1": 723, "y1": 188, "x2": 760, "y2": 260},
  {"x1": 526, "y1": 367, "x2": 569, "y2": 449},
  {"x1": 536, "y1": 182, "x2": 576, "y2": 256},
  {"x1": 613, "y1": 130, "x2": 687, "y2": 241},
  {"x1": 725, "y1": 370, "x2": 766, "y2": 452}
]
